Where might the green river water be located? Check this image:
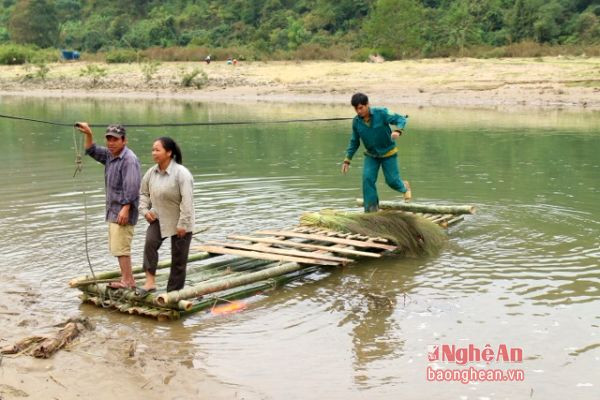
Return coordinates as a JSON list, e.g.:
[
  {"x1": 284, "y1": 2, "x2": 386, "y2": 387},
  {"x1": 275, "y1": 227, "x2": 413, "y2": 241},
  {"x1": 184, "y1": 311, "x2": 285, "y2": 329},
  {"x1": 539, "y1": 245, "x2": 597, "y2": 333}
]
[{"x1": 0, "y1": 96, "x2": 599, "y2": 399}]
